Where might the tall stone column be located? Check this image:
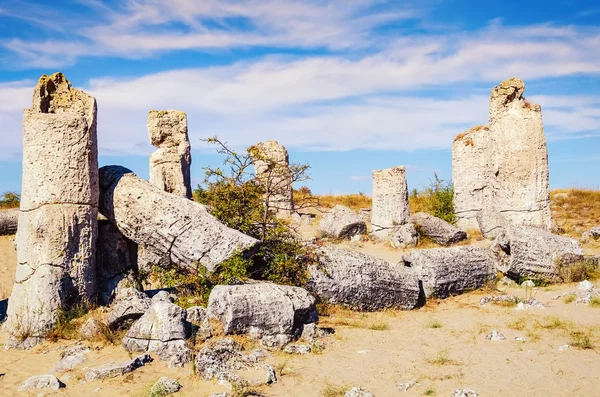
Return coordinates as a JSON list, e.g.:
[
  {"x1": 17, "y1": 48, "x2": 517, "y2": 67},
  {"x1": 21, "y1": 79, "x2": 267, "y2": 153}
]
[
  {"x1": 370, "y1": 166, "x2": 410, "y2": 239},
  {"x1": 5, "y1": 73, "x2": 99, "y2": 348},
  {"x1": 148, "y1": 110, "x2": 192, "y2": 199},
  {"x1": 251, "y1": 140, "x2": 294, "y2": 217}
]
